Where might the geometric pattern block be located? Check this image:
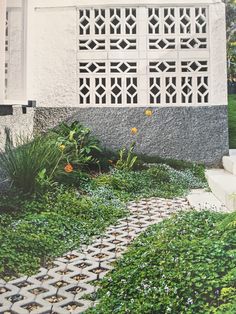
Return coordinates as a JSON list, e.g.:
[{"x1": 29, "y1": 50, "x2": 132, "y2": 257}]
[
  {"x1": 110, "y1": 8, "x2": 122, "y2": 34},
  {"x1": 111, "y1": 77, "x2": 122, "y2": 104},
  {"x1": 149, "y1": 61, "x2": 176, "y2": 73},
  {"x1": 79, "y1": 9, "x2": 90, "y2": 35},
  {"x1": 78, "y1": 8, "x2": 137, "y2": 38},
  {"x1": 110, "y1": 39, "x2": 136, "y2": 50},
  {"x1": 181, "y1": 77, "x2": 193, "y2": 104},
  {"x1": 149, "y1": 76, "x2": 210, "y2": 105},
  {"x1": 180, "y1": 8, "x2": 191, "y2": 34},
  {"x1": 149, "y1": 60, "x2": 209, "y2": 105},
  {"x1": 78, "y1": 75, "x2": 138, "y2": 105},
  {"x1": 126, "y1": 77, "x2": 138, "y2": 104},
  {"x1": 148, "y1": 8, "x2": 160, "y2": 34},
  {"x1": 180, "y1": 37, "x2": 207, "y2": 49},
  {"x1": 79, "y1": 62, "x2": 106, "y2": 74},
  {"x1": 148, "y1": 7, "x2": 208, "y2": 50},
  {"x1": 78, "y1": 78, "x2": 90, "y2": 104},
  {"x1": 95, "y1": 78, "x2": 106, "y2": 104},
  {"x1": 197, "y1": 76, "x2": 209, "y2": 103},
  {"x1": 125, "y1": 8, "x2": 137, "y2": 35},
  {"x1": 79, "y1": 75, "x2": 139, "y2": 105},
  {"x1": 111, "y1": 62, "x2": 137, "y2": 73},
  {"x1": 181, "y1": 60, "x2": 208, "y2": 73},
  {"x1": 79, "y1": 39, "x2": 106, "y2": 50},
  {"x1": 149, "y1": 38, "x2": 176, "y2": 50},
  {"x1": 77, "y1": 6, "x2": 209, "y2": 106},
  {"x1": 150, "y1": 77, "x2": 161, "y2": 104},
  {"x1": 0, "y1": 197, "x2": 190, "y2": 314},
  {"x1": 163, "y1": 8, "x2": 175, "y2": 34},
  {"x1": 94, "y1": 9, "x2": 106, "y2": 35},
  {"x1": 195, "y1": 7, "x2": 207, "y2": 34},
  {"x1": 165, "y1": 77, "x2": 177, "y2": 104}
]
